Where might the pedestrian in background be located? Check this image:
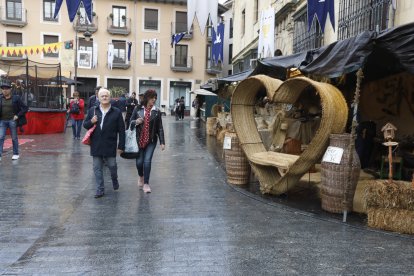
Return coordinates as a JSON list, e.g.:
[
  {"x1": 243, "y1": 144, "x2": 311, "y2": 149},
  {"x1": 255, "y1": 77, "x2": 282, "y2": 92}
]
[
  {"x1": 0, "y1": 79, "x2": 28, "y2": 161},
  {"x1": 68, "y1": 91, "x2": 85, "y2": 140},
  {"x1": 130, "y1": 89, "x2": 165, "y2": 193},
  {"x1": 83, "y1": 88, "x2": 125, "y2": 198},
  {"x1": 178, "y1": 96, "x2": 185, "y2": 120},
  {"x1": 117, "y1": 93, "x2": 127, "y2": 123},
  {"x1": 125, "y1": 92, "x2": 138, "y2": 127},
  {"x1": 88, "y1": 86, "x2": 101, "y2": 110}
]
